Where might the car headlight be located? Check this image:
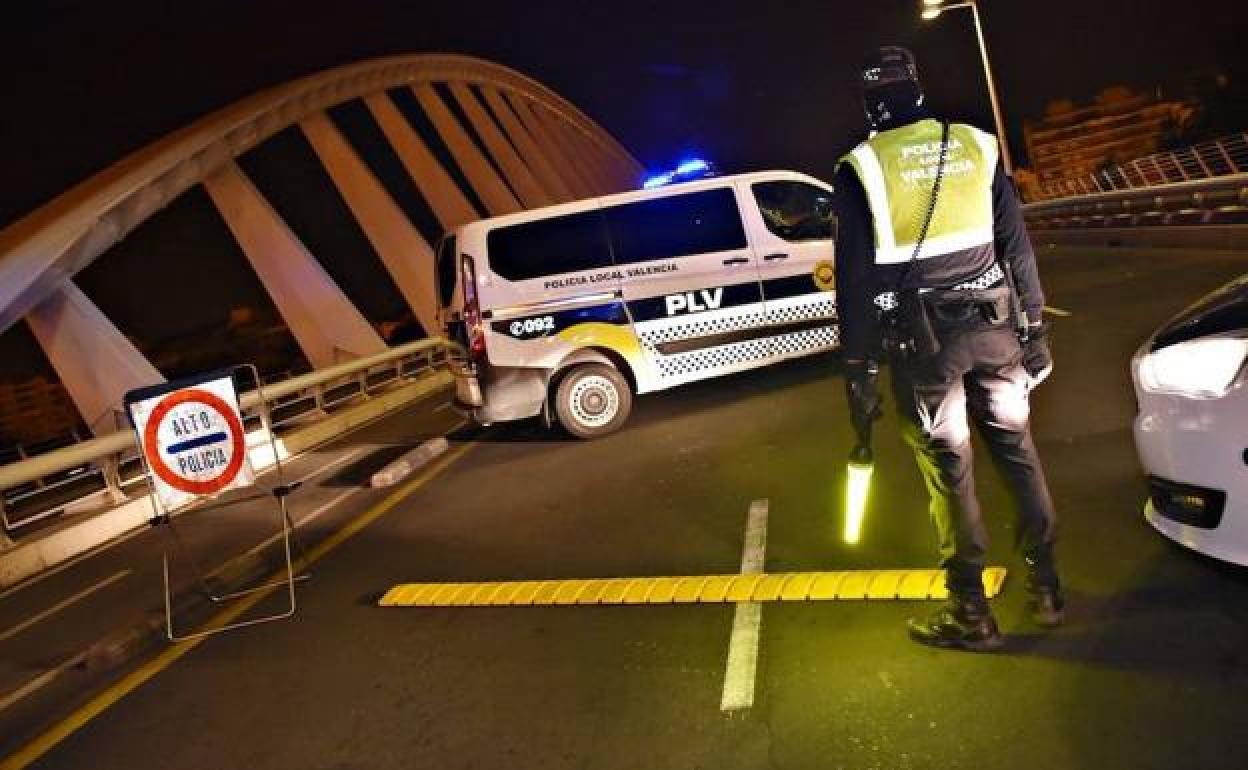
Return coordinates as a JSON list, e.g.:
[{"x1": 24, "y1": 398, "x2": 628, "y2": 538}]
[{"x1": 1137, "y1": 336, "x2": 1248, "y2": 398}]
